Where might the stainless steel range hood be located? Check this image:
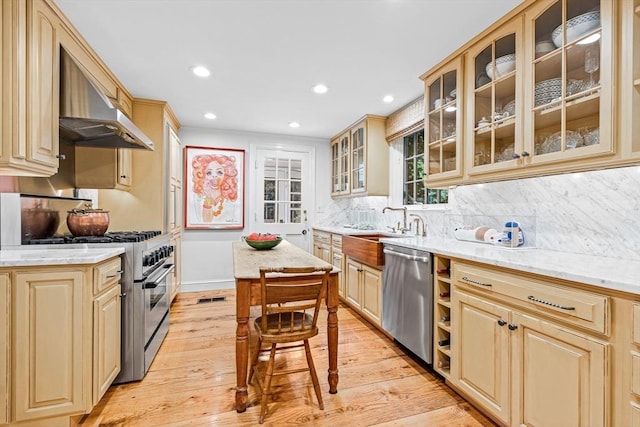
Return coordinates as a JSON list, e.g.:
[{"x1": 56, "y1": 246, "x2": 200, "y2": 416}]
[{"x1": 59, "y1": 49, "x2": 154, "y2": 150}]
